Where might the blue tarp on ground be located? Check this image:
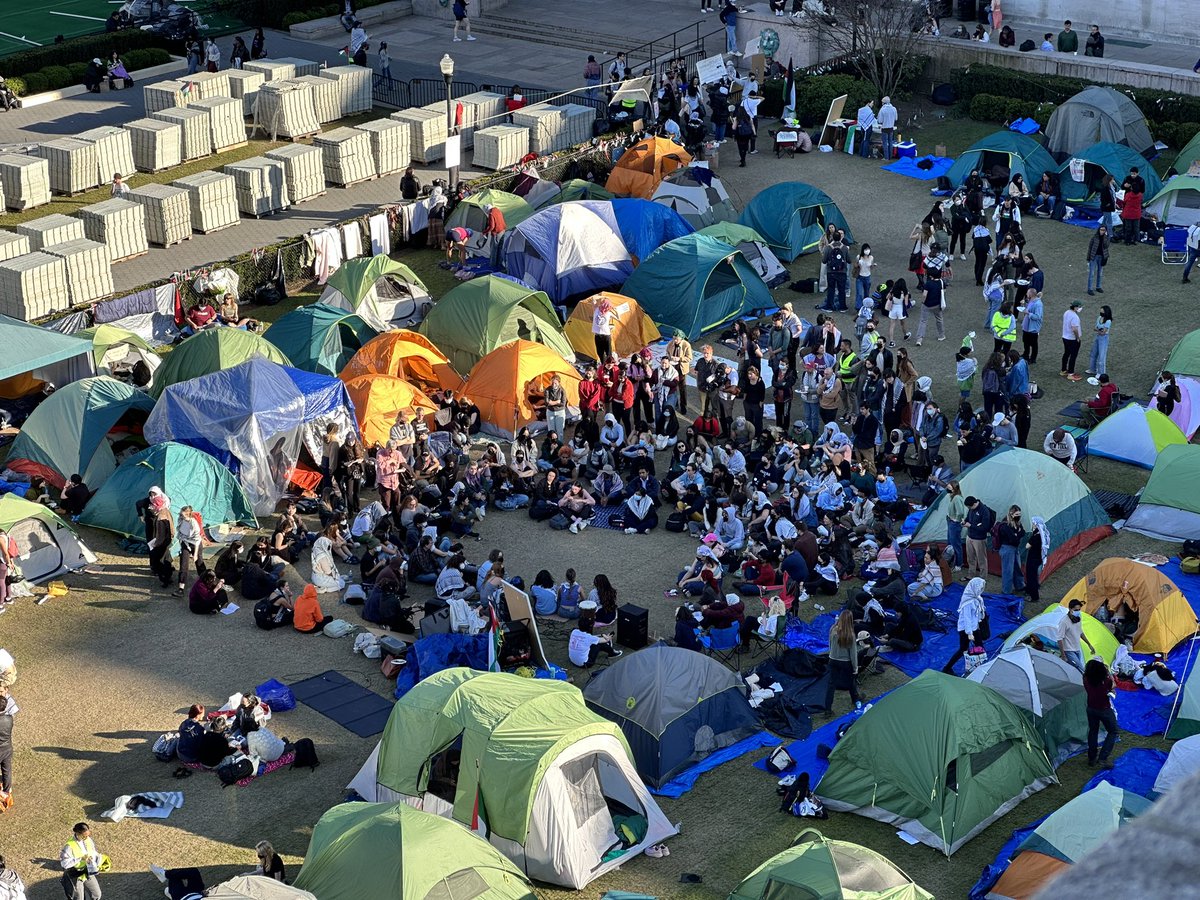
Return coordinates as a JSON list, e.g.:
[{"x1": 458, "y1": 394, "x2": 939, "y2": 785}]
[
  {"x1": 968, "y1": 815, "x2": 1048, "y2": 900},
  {"x1": 651, "y1": 731, "x2": 782, "y2": 799},
  {"x1": 887, "y1": 584, "x2": 1025, "y2": 677},
  {"x1": 880, "y1": 155, "x2": 954, "y2": 181},
  {"x1": 393, "y1": 633, "x2": 490, "y2": 698}
]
